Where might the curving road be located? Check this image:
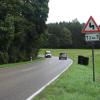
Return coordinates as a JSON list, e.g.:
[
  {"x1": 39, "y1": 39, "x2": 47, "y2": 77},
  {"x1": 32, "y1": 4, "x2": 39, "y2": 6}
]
[{"x1": 0, "y1": 57, "x2": 72, "y2": 100}]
